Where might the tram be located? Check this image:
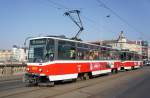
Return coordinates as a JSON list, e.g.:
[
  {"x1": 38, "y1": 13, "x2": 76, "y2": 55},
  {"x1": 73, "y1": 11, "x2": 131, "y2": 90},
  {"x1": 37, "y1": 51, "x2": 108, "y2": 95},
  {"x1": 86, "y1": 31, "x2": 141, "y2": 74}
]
[
  {"x1": 23, "y1": 36, "x2": 143, "y2": 86},
  {"x1": 120, "y1": 50, "x2": 143, "y2": 70}
]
